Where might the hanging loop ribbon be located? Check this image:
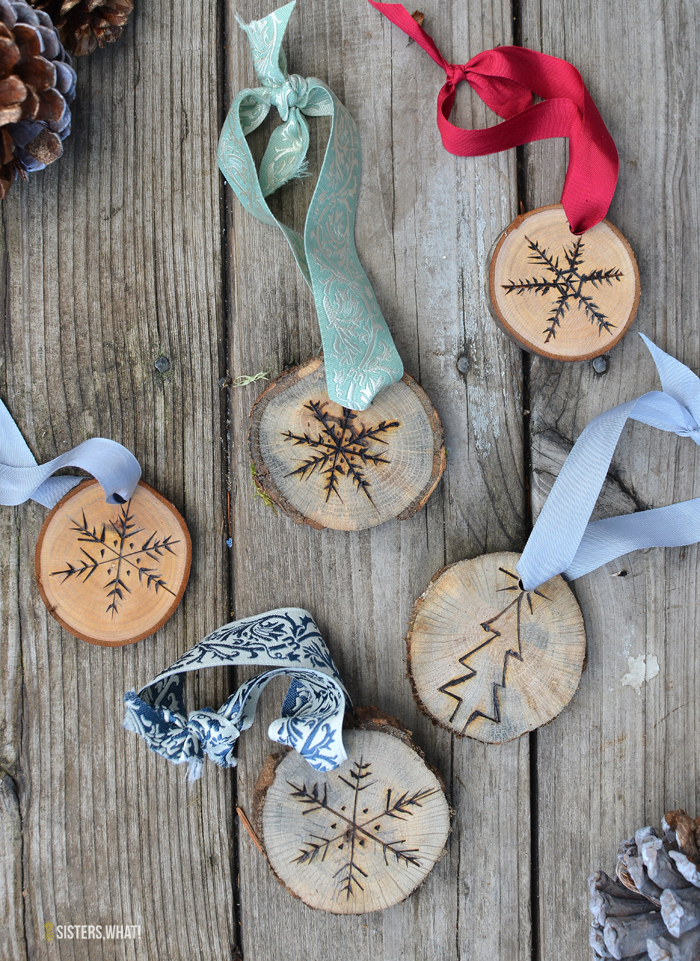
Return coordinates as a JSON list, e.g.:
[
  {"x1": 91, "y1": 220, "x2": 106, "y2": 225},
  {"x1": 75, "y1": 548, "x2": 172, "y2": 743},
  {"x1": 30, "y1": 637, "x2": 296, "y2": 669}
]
[
  {"x1": 518, "y1": 334, "x2": 700, "y2": 590},
  {"x1": 368, "y1": 2, "x2": 619, "y2": 234},
  {"x1": 123, "y1": 608, "x2": 351, "y2": 781},
  {"x1": 218, "y1": 1, "x2": 404, "y2": 411},
  {"x1": 0, "y1": 398, "x2": 141, "y2": 509}
]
